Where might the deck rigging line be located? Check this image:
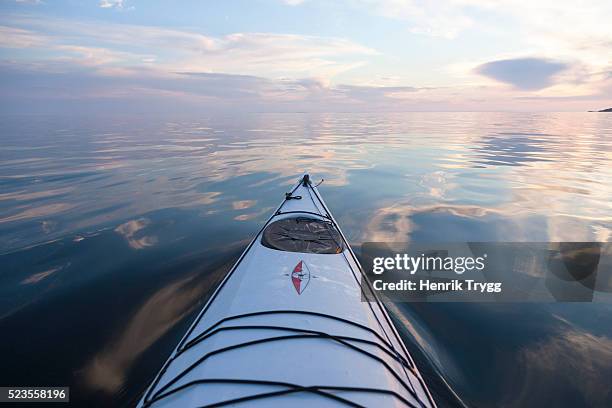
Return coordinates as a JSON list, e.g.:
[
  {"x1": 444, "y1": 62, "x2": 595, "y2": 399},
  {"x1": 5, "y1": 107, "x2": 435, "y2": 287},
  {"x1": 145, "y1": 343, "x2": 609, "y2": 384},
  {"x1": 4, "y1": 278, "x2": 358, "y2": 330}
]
[
  {"x1": 145, "y1": 378, "x2": 421, "y2": 408},
  {"x1": 146, "y1": 328, "x2": 422, "y2": 406}
]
